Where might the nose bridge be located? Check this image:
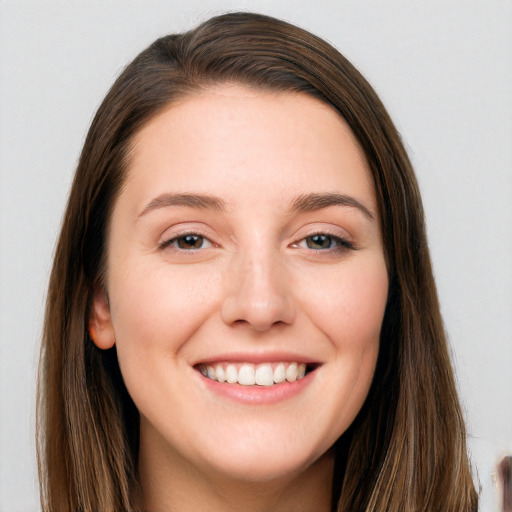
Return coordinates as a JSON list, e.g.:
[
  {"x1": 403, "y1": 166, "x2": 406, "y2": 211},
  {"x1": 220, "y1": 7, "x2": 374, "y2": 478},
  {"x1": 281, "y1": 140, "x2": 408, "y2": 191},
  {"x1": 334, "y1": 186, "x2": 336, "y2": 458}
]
[{"x1": 221, "y1": 243, "x2": 295, "y2": 330}]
